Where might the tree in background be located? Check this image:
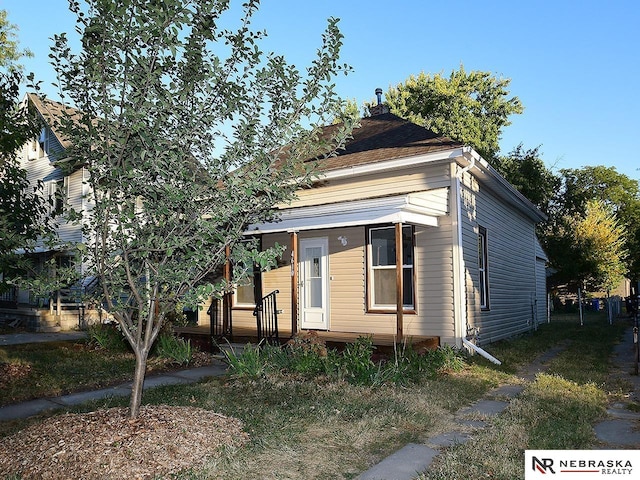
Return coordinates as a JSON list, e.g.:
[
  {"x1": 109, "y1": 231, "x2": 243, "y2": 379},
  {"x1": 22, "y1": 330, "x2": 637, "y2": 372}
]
[
  {"x1": 0, "y1": 10, "x2": 32, "y2": 69},
  {"x1": 546, "y1": 166, "x2": 640, "y2": 289},
  {"x1": 492, "y1": 144, "x2": 560, "y2": 216},
  {"x1": 573, "y1": 200, "x2": 627, "y2": 293},
  {"x1": 0, "y1": 10, "x2": 50, "y2": 293},
  {"x1": 381, "y1": 66, "x2": 523, "y2": 161},
  {"x1": 377, "y1": 64, "x2": 639, "y2": 295},
  {"x1": 52, "y1": 0, "x2": 353, "y2": 418}
]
